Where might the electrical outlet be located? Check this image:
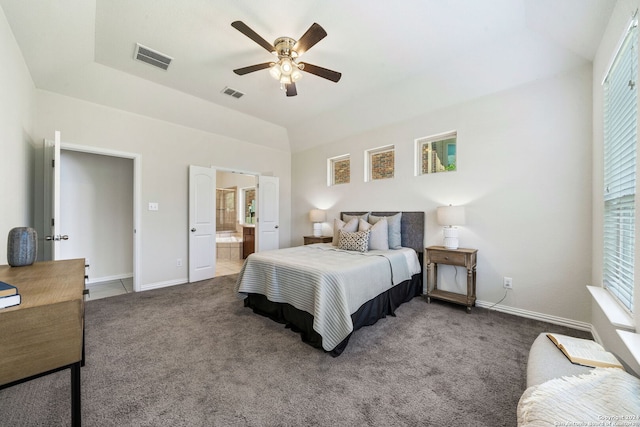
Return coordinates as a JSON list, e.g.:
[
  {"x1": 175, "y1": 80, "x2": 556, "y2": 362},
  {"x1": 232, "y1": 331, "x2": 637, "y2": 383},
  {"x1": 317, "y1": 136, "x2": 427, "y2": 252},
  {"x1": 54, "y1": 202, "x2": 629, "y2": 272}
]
[
  {"x1": 503, "y1": 277, "x2": 513, "y2": 289},
  {"x1": 177, "y1": 258, "x2": 183, "y2": 267}
]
